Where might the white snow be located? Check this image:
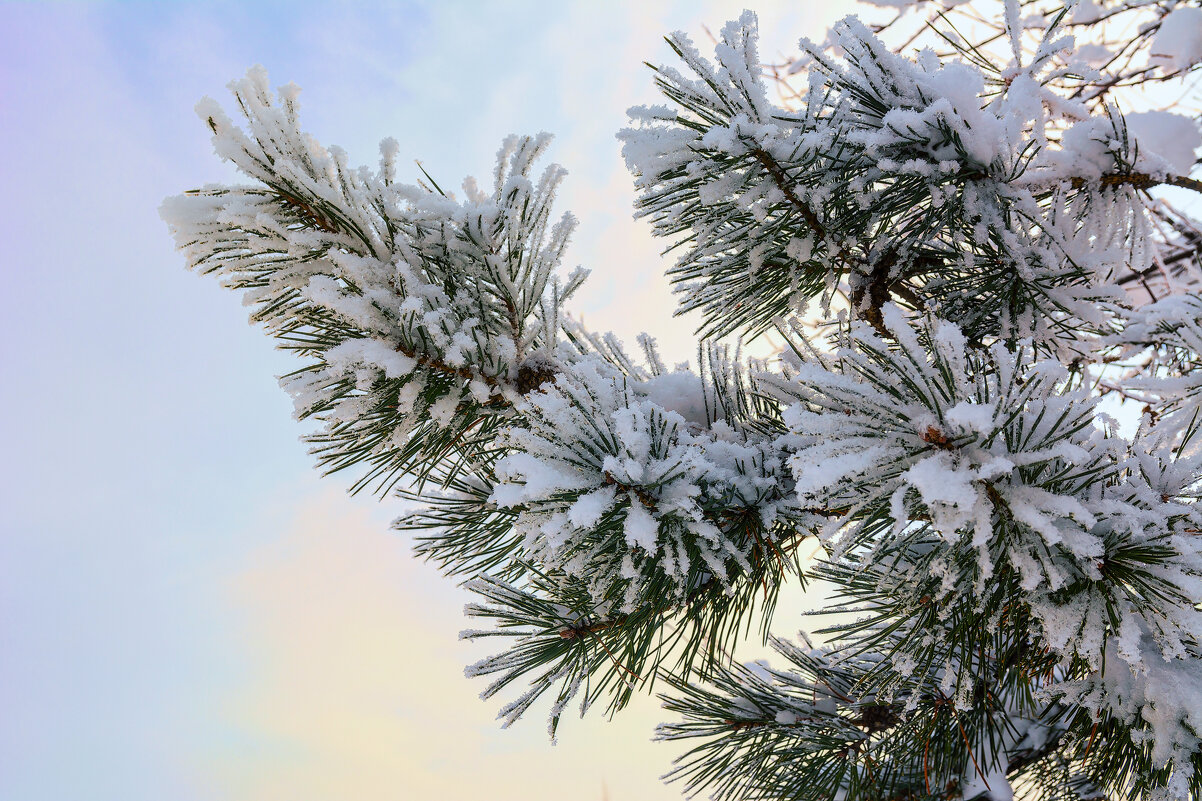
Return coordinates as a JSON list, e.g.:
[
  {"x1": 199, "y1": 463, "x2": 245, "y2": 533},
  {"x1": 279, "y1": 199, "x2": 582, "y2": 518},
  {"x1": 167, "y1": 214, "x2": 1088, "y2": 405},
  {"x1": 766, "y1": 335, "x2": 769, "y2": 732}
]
[
  {"x1": 1126, "y1": 110, "x2": 1202, "y2": 176},
  {"x1": 1151, "y1": 7, "x2": 1202, "y2": 73}
]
